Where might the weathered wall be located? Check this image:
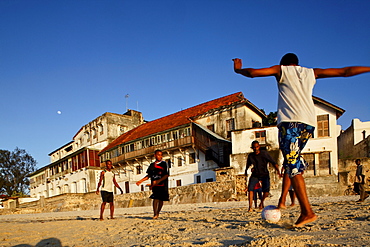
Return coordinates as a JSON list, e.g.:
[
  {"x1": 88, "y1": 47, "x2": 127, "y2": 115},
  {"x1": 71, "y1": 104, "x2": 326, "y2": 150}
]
[
  {"x1": 338, "y1": 158, "x2": 370, "y2": 187},
  {"x1": 2, "y1": 166, "x2": 348, "y2": 215}
]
